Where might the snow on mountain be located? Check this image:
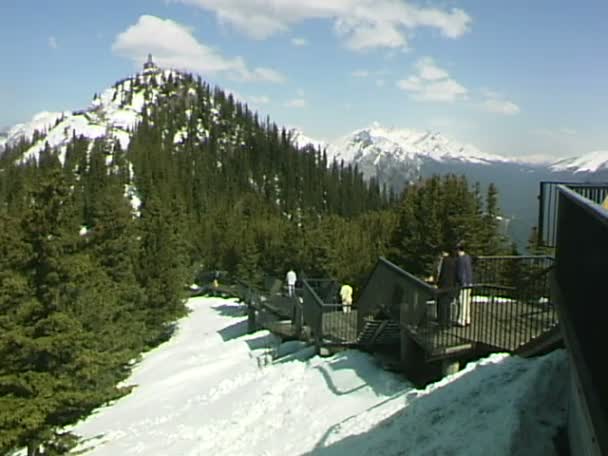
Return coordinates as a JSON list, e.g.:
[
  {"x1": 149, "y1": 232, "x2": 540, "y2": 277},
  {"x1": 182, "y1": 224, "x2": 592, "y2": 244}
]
[
  {"x1": 289, "y1": 128, "x2": 329, "y2": 152},
  {"x1": 68, "y1": 295, "x2": 567, "y2": 456},
  {"x1": 332, "y1": 123, "x2": 510, "y2": 166},
  {"x1": 291, "y1": 123, "x2": 515, "y2": 187},
  {"x1": 550, "y1": 150, "x2": 608, "y2": 173},
  {"x1": 0, "y1": 111, "x2": 67, "y2": 151},
  {"x1": 2, "y1": 66, "x2": 194, "y2": 164}
]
